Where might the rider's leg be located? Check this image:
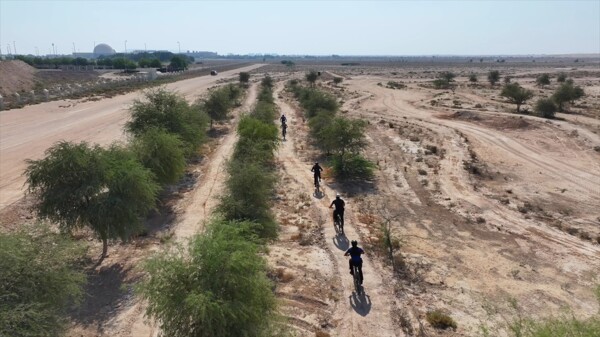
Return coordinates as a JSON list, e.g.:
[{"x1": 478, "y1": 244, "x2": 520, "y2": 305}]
[
  {"x1": 333, "y1": 210, "x2": 338, "y2": 225},
  {"x1": 349, "y1": 259, "x2": 354, "y2": 274},
  {"x1": 339, "y1": 210, "x2": 345, "y2": 227},
  {"x1": 358, "y1": 259, "x2": 364, "y2": 284}
]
